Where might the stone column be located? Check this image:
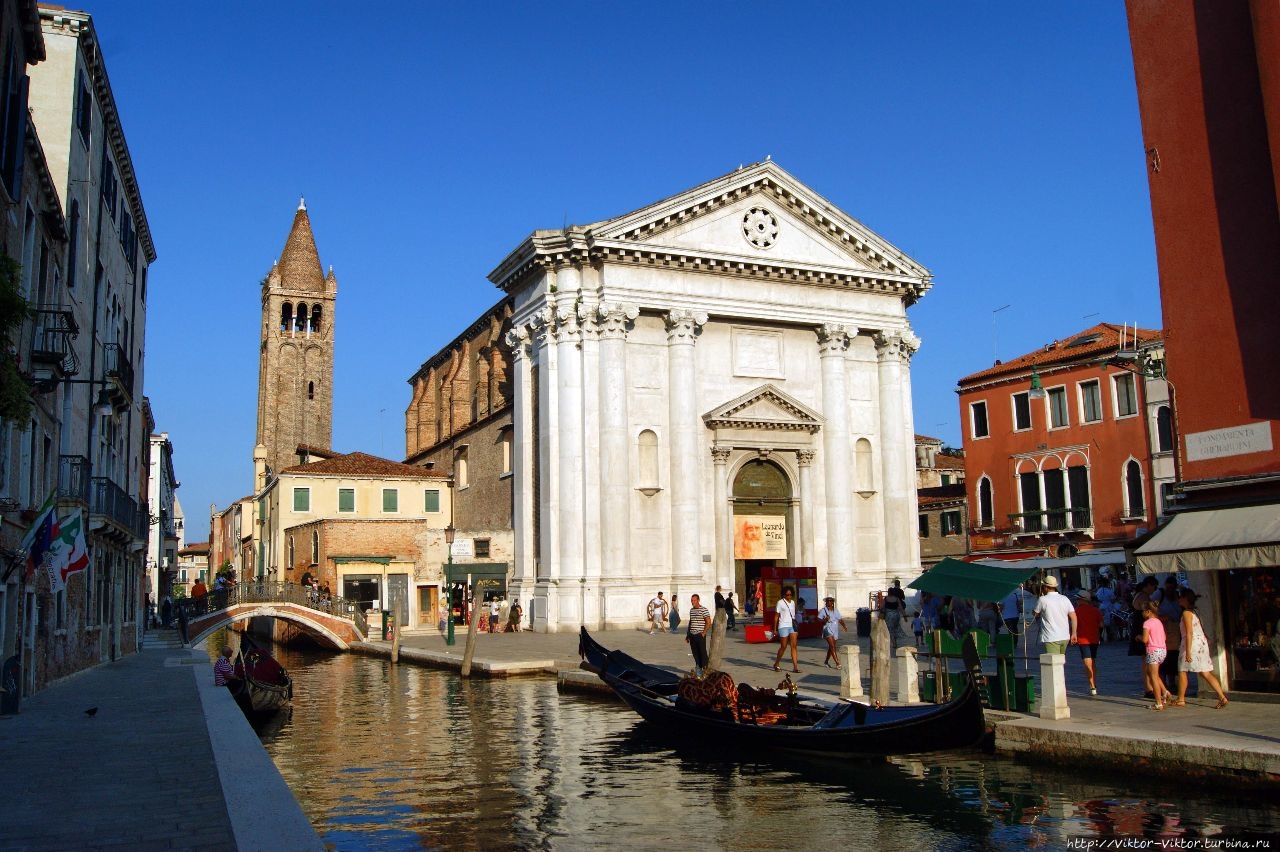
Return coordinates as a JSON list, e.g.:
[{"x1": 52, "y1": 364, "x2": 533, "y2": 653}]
[
  {"x1": 818, "y1": 324, "x2": 854, "y2": 581},
  {"x1": 530, "y1": 305, "x2": 558, "y2": 631},
  {"x1": 666, "y1": 309, "x2": 707, "y2": 578},
  {"x1": 599, "y1": 303, "x2": 638, "y2": 582},
  {"x1": 712, "y1": 445, "x2": 733, "y2": 586},
  {"x1": 503, "y1": 325, "x2": 534, "y2": 598},
  {"x1": 875, "y1": 331, "x2": 918, "y2": 584},
  {"x1": 1039, "y1": 653, "x2": 1070, "y2": 719},
  {"x1": 895, "y1": 646, "x2": 920, "y2": 703},
  {"x1": 555, "y1": 278, "x2": 585, "y2": 604},
  {"x1": 796, "y1": 449, "x2": 816, "y2": 567}
]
